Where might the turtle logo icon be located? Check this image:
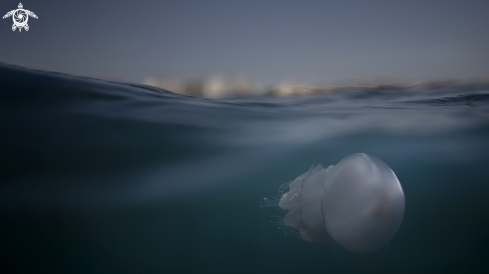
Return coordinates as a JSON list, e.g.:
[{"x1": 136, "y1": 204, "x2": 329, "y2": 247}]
[{"x1": 3, "y1": 3, "x2": 38, "y2": 32}]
